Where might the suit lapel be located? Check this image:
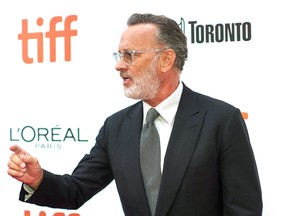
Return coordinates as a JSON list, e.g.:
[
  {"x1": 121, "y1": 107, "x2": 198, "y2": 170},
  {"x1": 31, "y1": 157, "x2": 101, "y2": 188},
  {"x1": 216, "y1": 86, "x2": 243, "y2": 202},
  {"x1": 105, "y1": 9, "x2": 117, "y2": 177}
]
[{"x1": 156, "y1": 85, "x2": 206, "y2": 216}]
